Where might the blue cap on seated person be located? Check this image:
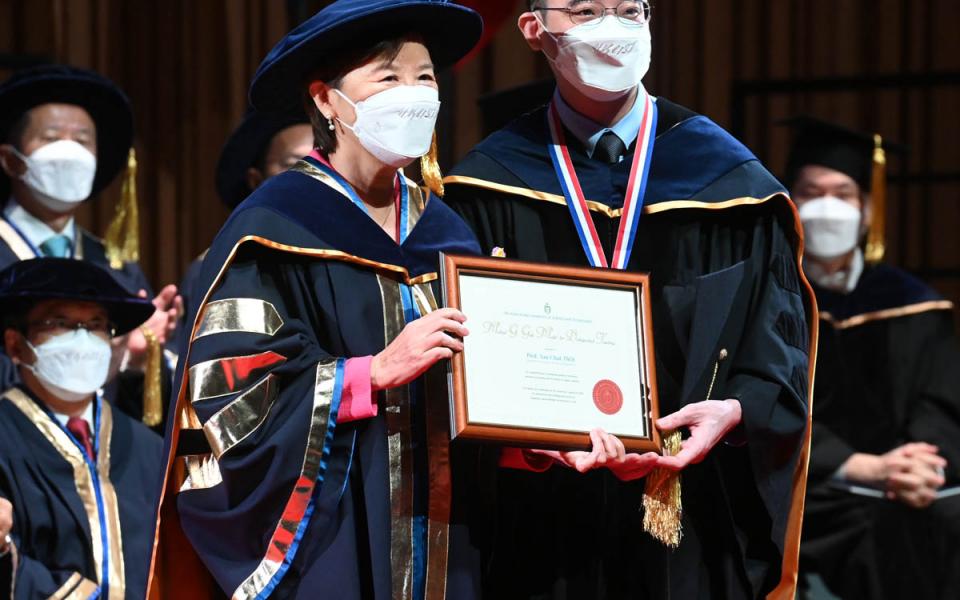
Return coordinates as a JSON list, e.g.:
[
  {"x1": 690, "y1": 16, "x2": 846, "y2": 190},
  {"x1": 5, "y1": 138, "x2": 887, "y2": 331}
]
[
  {"x1": 249, "y1": 0, "x2": 483, "y2": 112},
  {"x1": 0, "y1": 258, "x2": 154, "y2": 336}
]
